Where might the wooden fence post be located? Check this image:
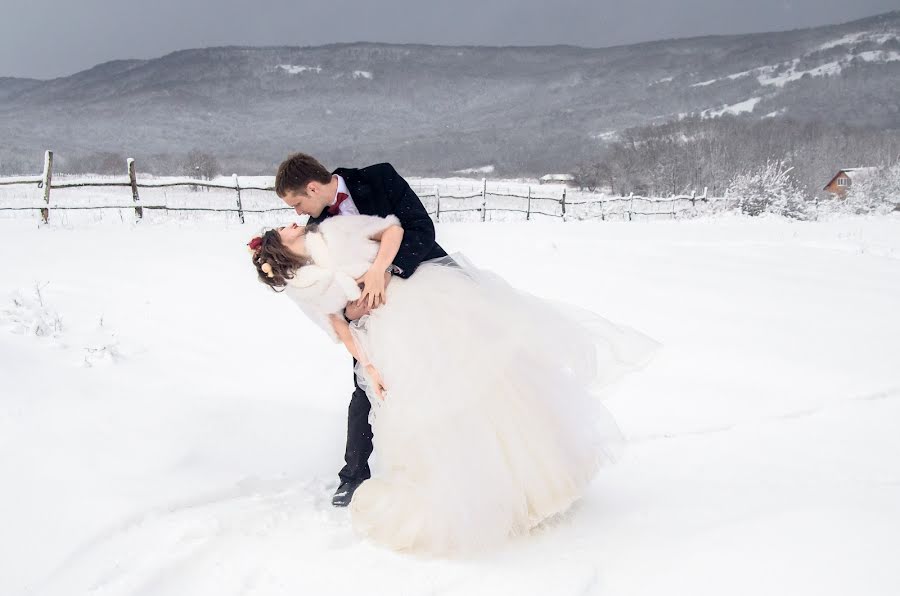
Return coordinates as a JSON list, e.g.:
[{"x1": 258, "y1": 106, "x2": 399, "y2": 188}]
[
  {"x1": 233, "y1": 174, "x2": 245, "y2": 224},
  {"x1": 40, "y1": 150, "x2": 53, "y2": 224},
  {"x1": 128, "y1": 158, "x2": 142, "y2": 221},
  {"x1": 526, "y1": 185, "x2": 531, "y2": 221},
  {"x1": 628, "y1": 192, "x2": 634, "y2": 222},
  {"x1": 481, "y1": 177, "x2": 487, "y2": 222},
  {"x1": 435, "y1": 185, "x2": 440, "y2": 222},
  {"x1": 561, "y1": 187, "x2": 567, "y2": 222}
]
